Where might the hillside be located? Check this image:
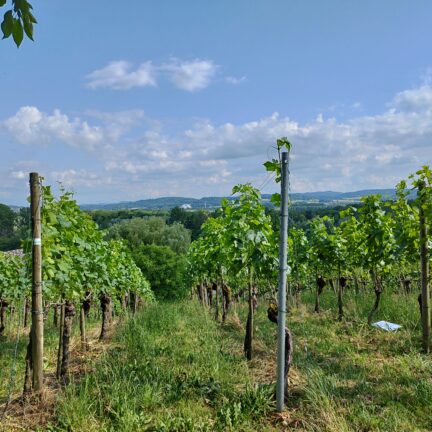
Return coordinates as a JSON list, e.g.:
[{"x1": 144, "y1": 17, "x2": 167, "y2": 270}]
[{"x1": 79, "y1": 189, "x2": 401, "y2": 211}]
